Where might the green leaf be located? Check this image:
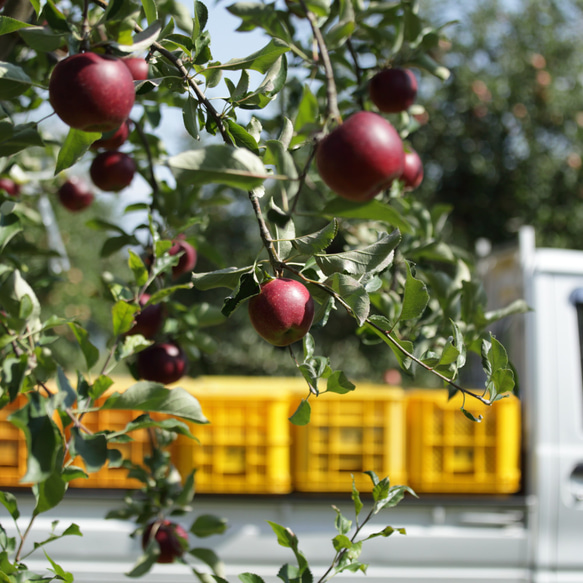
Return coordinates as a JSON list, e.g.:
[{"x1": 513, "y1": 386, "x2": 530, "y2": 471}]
[
  {"x1": 126, "y1": 549, "x2": 159, "y2": 577},
  {"x1": 292, "y1": 221, "x2": 337, "y2": 255},
  {"x1": 70, "y1": 428, "x2": 108, "y2": 473},
  {"x1": 183, "y1": 95, "x2": 199, "y2": 140},
  {"x1": 213, "y1": 39, "x2": 289, "y2": 73},
  {"x1": 226, "y1": 119, "x2": 259, "y2": 155},
  {"x1": 238, "y1": 574, "x2": 265, "y2": 583},
  {"x1": 351, "y1": 478, "x2": 363, "y2": 517},
  {"x1": 332, "y1": 534, "x2": 352, "y2": 552},
  {"x1": 0, "y1": 213, "x2": 22, "y2": 253},
  {"x1": 108, "y1": 413, "x2": 195, "y2": 440},
  {"x1": 128, "y1": 250, "x2": 148, "y2": 287},
  {"x1": 141, "y1": 0, "x2": 158, "y2": 25},
  {"x1": 325, "y1": 274, "x2": 370, "y2": 327},
  {"x1": 1, "y1": 353, "x2": 28, "y2": 402},
  {"x1": 169, "y1": 145, "x2": 268, "y2": 190},
  {"x1": 288, "y1": 399, "x2": 311, "y2": 425},
  {"x1": 0, "y1": 61, "x2": 33, "y2": 99},
  {"x1": 189, "y1": 548, "x2": 224, "y2": 577},
  {"x1": 55, "y1": 128, "x2": 101, "y2": 175},
  {"x1": 321, "y1": 199, "x2": 411, "y2": 232},
  {"x1": 101, "y1": 382, "x2": 209, "y2": 424},
  {"x1": 0, "y1": 491, "x2": 19, "y2": 520},
  {"x1": 315, "y1": 231, "x2": 400, "y2": 277},
  {"x1": 399, "y1": 261, "x2": 429, "y2": 321},
  {"x1": 32, "y1": 471, "x2": 67, "y2": 515},
  {"x1": 190, "y1": 514, "x2": 228, "y2": 538},
  {"x1": 332, "y1": 506, "x2": 352, "y2": 535},
  {"x1": 326, "y1": 370, "x2": 355, "y2": 394},
  {"x1": 56, "y1": 366, "x2": 76, "y2": 408},
  {"x1": 112, "y1": 300, "x2": 138, "y2": 336},
  {"x1": 0, "y1": 121, "x2": 43, "y2": 157},
  {"x1": 192, "y1": 266, "x2": 254, "y2": 290},
  {"x1": 19, "y1": 25, "x2": 66, "y2": 52},
  {"x1": 221, "y1": 271, "x2": 260, "y2": 317},
  {"x1": 0, "y1": 16, "x2": 33, "y2": 35},
  {"x1": 43, "y1": 551, "x2": 75, "y2": 583},
  {"x1": 68, "y1": 322, "x2": 100, "y2": 370},
  {"x1": 90, "y1": 375, "x2": 114, "y2": 400}
]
